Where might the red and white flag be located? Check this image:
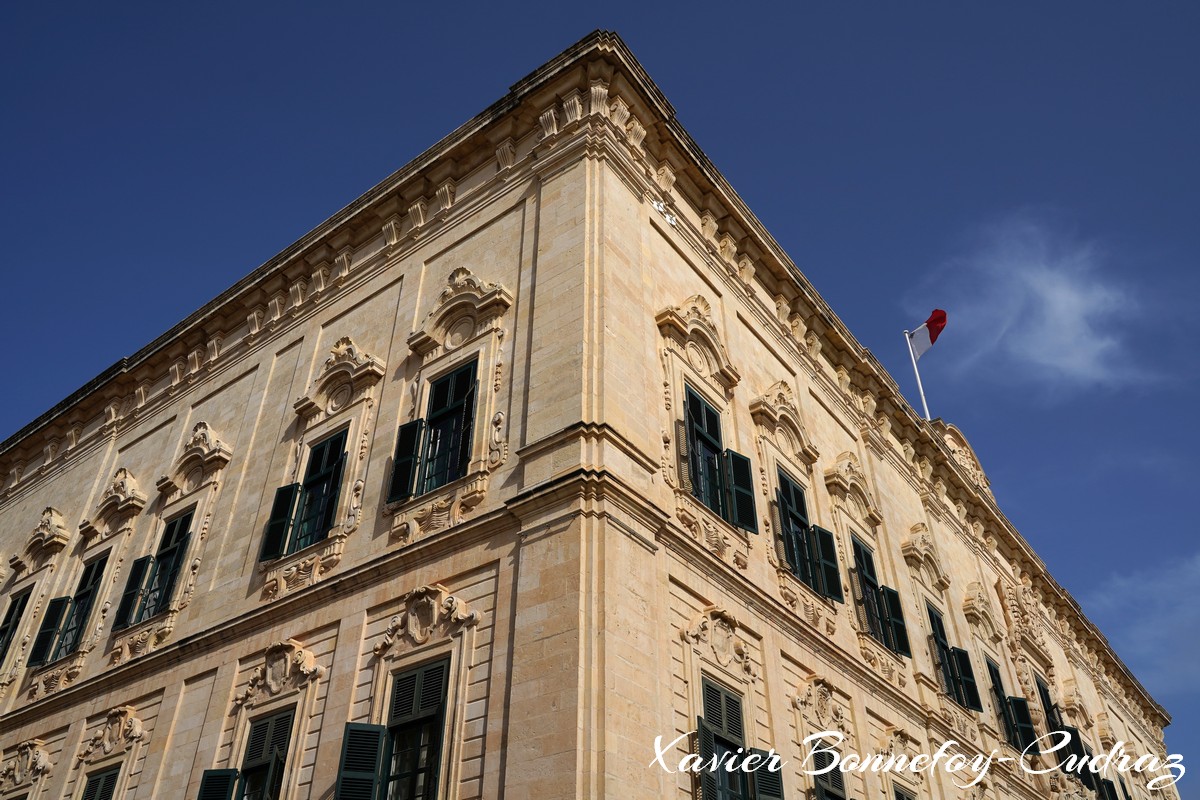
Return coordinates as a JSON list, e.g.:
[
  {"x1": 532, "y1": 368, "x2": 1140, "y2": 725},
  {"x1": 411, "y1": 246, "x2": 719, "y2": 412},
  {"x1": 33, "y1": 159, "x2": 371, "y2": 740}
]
[{"x1": 907, "y1": 309, "x2": 947, "y2": 361}]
